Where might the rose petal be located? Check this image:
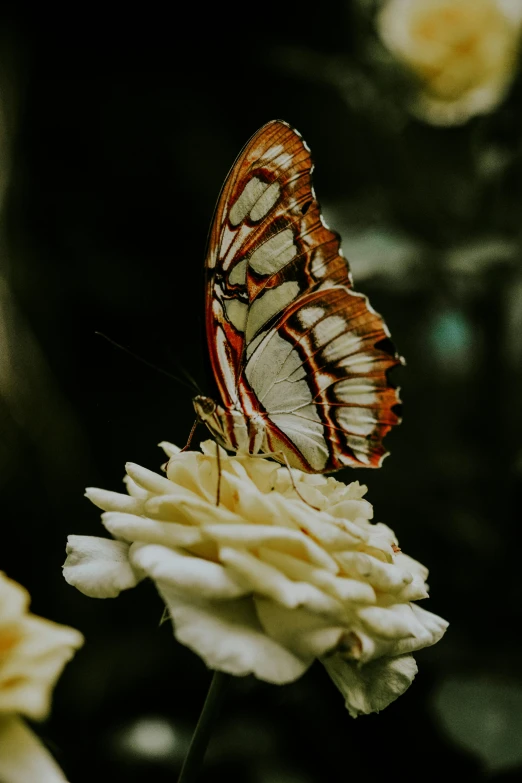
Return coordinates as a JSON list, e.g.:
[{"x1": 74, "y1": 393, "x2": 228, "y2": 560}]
[
  {"x1": 0, "y1": 716, "x2": 69, "y2": 783},
  {"x1": 394, "y1": 577, "x2": 429, "y2": 602},
  {"x1": 322, "y1": 653, "x2": 418, "y2": 717},
  {"x1": 129, "y1": 543, "x2": 249, "y2": 600},
  {"x1": 85, "y1": 487, "x2": 144, "y2": 514},
  {"x1": 410, "y1": 603, "x2": 449, "y2": 646},
  {"x1": 102, "y1": 512, "x2": 206, "y2": 548},
  {"x1": 63, "y1": 535, "x2": 142, "y2": 598},
  {"x1": 125, "y1": 462, "x2": 178, "y2": 495},
  {"x1": 219, "y1": 546, "x2": 343, "y2": 616},
  {"x1": 157, "y1": 585, "x2": 309, "y2": 684},
  {"x1": 257, "y1": 548, "x2": 376, "y2": 606},
  {"x1": 288, "y1": 503, "x2": 369, "y2": 549},
  {"x1": 0, "y1": 615, "x2": 83, "y2": 719},
  {"x1": 144, "y1": 492, "x2": 239, "y2": 525},
  {"x1": 202, "y1": 524, "x2": 338, "y2": 572},
  {"x1": 394, "y1": 552, "x2": 429, "y2": 582},
  {"x1": 357, "y1": 603, "x2": 430, "y2": 641},
  {"x1": 328, "y1": 499, "x2": 373, "y2": 523},
  {"x1": 0, "y1": 574, "x2": 30, "y2": 625},
  {"x1": 123, "y1": 475, "x2": 149, "y2": 500},
  {"x1": 158, "y1": 441, "x2": 181, "y2": 458},
  {"x1": 255, "y1": 598, "x2": 345, "y2": 659},
  {"x1": 335, "y1": 551, "x2": 415, "y2": 593}
]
